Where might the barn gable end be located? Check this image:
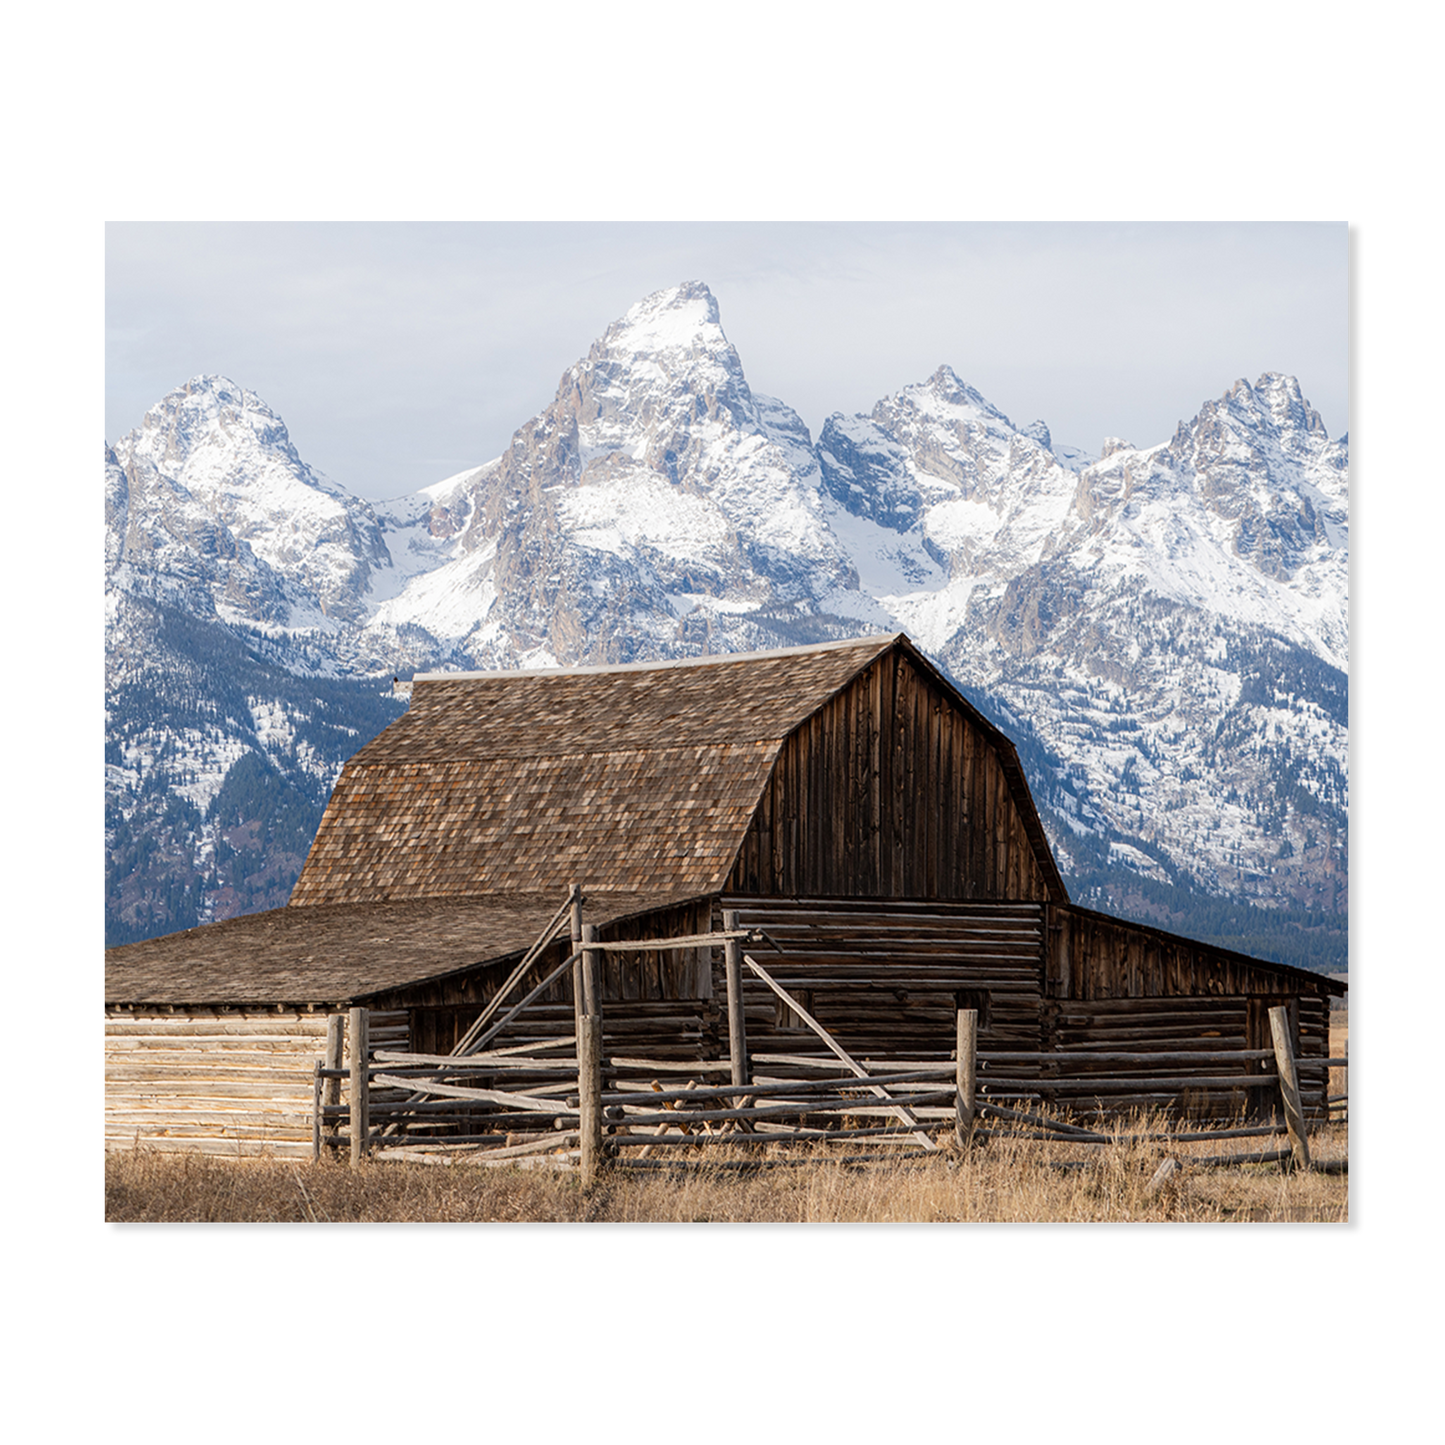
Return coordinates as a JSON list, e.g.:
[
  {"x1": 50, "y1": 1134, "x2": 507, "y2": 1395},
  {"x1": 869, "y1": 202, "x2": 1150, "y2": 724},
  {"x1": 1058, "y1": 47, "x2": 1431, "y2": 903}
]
[{"x1": 726, "y1": 641, "x2": 1065, "y2": 902}]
